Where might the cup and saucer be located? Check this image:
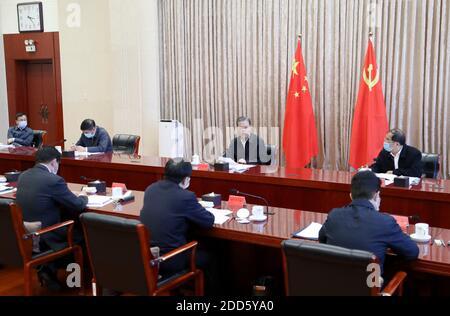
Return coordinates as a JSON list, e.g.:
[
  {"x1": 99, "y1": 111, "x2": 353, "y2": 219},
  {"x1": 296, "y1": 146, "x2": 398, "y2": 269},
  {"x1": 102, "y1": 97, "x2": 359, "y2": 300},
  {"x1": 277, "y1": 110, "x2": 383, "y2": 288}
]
[
  {"x1": 410, "y1": 223, "x2": 431, "y2": 243},
  {"x1": 191, "y1": 154, "x2": 201, "y2": 166},
  {"x1": 236, "y1": 208, "x2": 250, "y2": 224},
  {"x1": 249, "y1": 206, "x2": 267, "y2": 222}
]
